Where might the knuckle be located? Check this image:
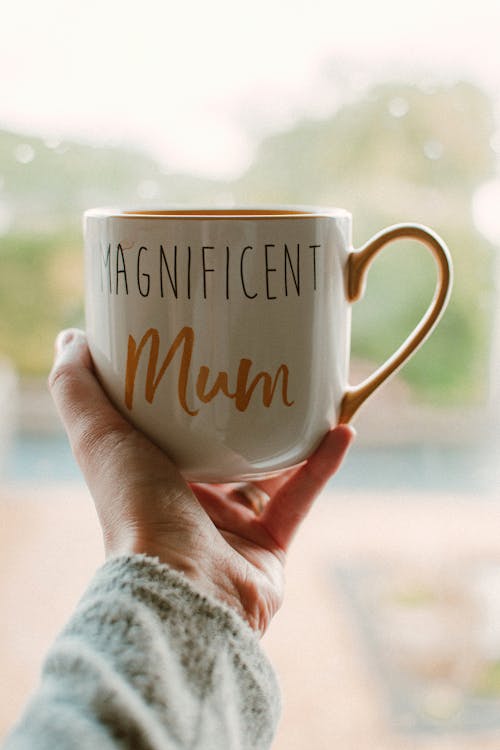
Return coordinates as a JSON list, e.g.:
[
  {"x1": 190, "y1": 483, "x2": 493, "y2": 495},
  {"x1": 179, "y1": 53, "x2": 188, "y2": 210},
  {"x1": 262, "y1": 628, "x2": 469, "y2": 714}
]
[
  {"x1": 47, "y1": 360, "x2": 81, "y2": 398},
  {"x1": 71, "y1": 421, "x2": 104, "y2": 466},
  {"x1": 72, "y1": 420, "x2": 132, "y2": 471},
  {"x1": 47, "y1": 354, "x2": 137, "y2": 473},
  {"x1": 71, "y1": 420, "x2": 97, "y2": 465}
]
